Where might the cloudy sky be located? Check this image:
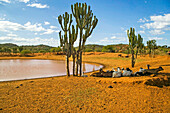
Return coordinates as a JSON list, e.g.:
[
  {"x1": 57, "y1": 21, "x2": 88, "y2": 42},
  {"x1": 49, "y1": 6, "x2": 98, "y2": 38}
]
[{"x1": 0, "y1": 0, "x2": 170, "y2": 47}]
